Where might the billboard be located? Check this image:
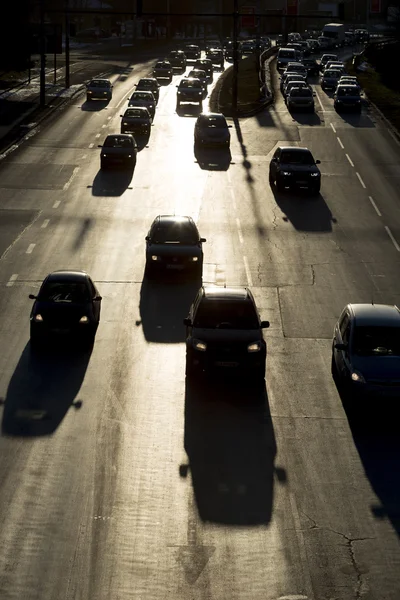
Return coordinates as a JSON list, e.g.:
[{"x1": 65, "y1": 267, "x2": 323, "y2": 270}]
[{"x1": 286, "y1": 0, "x2": 298, "y2": 16}]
